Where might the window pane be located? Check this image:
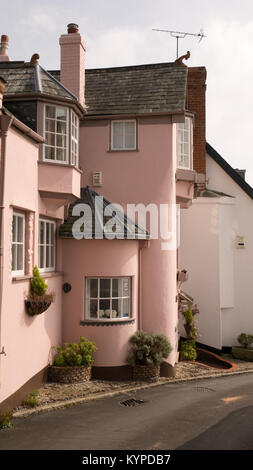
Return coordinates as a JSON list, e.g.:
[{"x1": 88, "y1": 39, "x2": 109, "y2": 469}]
[
  {"x1": 50, "y1": 245, "x2": 55, "y2": 268},
  {"x1": 112, "y1": 122, "x2": 124, "y2": 149},
  {"x1": 45, "y1": 146, "x2": 55, "y2": 160},
  {"x1": 46, "y1": 245, "x2": 50, "y2": 267},
  {"x1": 90, "y1": 300, "x2": 98, "y2": 318},
  {"x1": 46, "y1": 222, "x2": 50, "y2": 244},
  {"x1": 56, "y1": 135, "x2": 66, "y2": 148},
  {"x1": 100, "y1": 279, "x2": 110, "y2": 297},
  {"x1": 56, "y1": 107, "x2": 67, "y2": 120},
  {"x1": 90, "y1": 279, "x2": 98, "y2": 298},
  {"x1": 57, "y1": 120, "x2": 67, "y2": 134},
  {"x1": 112, "y1": 299, "x2": 121, "y2": 318},
  {"x1": 17, "y1": 245, "x2": 23, "y2": 271},
  {"x1": 12, "y1": 244, "x2": 17, "y2": 270},
  {"x1": 17, "y1": 216, "x2": 23, "y2": 243},
  {"x1": 122, "y1": 298, "x2": 130, "y2": 317},
  {"x1": 45, "y1": 119, "x2": 55, "y2": 132},
  {"x1": 56, "y1": 148, "x2": 66, "y2": 161},
  {"x1": 12, "y1": 216, "x2": 17, "y2": 242},
  {"x1": 125, "y1": 121, "x2": 135, "y2": 148},
  {"x1": 46, "y1": 106, "x2": 55, "y2": 119},
  {"x1": 99, "y1": 299, "x2": 110, "y2": 317},
  {"x1": 122, "y1": 278, "x2": 130, "y2": 296},
  {"x1": 45, "y1": 132, "x2": 55, "y2": 146},
  {"x1": 112, "y1": 279, "x2": 119, "y2": 297},
  {"x1": 39, "y1": 245, "x2": 44, "y2": 269}
]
